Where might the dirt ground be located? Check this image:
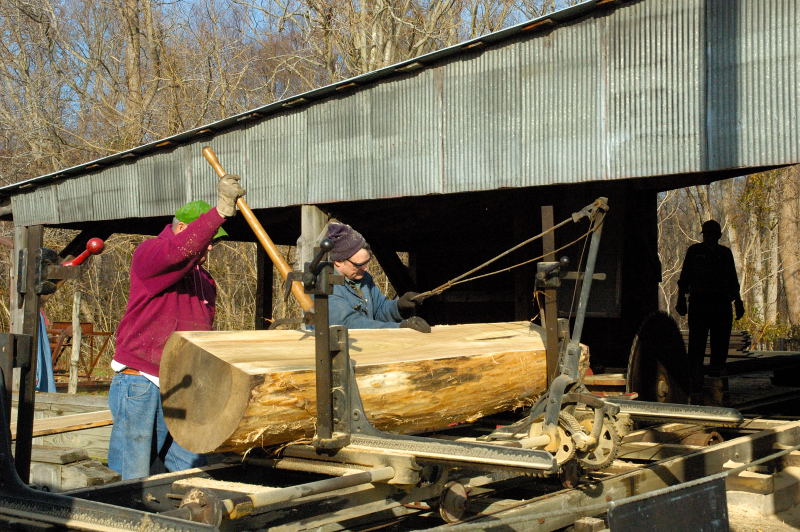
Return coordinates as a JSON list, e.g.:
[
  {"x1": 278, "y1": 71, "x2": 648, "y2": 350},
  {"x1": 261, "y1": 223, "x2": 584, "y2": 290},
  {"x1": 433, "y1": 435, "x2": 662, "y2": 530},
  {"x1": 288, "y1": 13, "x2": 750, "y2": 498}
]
[{"x1": 729, "y1": 504, "x2": 800, "y2": 532}]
